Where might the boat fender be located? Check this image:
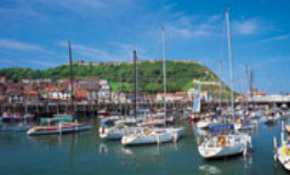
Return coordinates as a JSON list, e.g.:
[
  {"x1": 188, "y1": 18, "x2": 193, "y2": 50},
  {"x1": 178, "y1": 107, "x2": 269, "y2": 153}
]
[
  {"x1": 101, "y1": 127, "x2": 105, "y2": 134},
  {"x1": 218, "y1": 135, "x2": 226, "y2": 146}
]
